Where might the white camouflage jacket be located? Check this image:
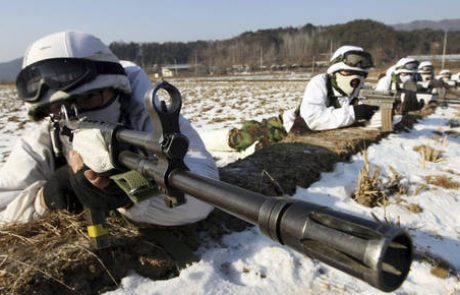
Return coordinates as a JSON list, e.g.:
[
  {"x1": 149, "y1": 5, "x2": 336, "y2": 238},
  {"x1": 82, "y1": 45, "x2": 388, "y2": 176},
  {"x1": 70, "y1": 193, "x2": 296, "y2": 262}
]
[
  {"x1": 0, "y1": 61, "x2": 218, "y2": 226},
  {"x1": 283, "y1": 73, "x2": 357, "y2": 132}
]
